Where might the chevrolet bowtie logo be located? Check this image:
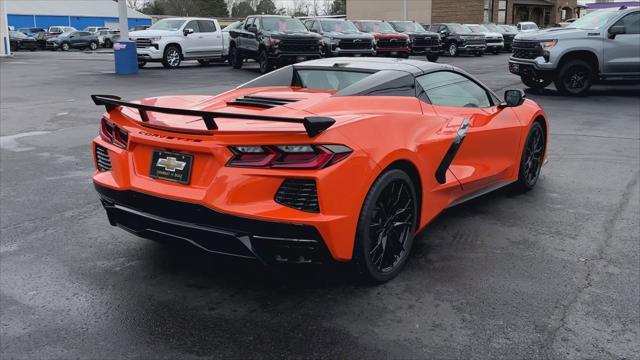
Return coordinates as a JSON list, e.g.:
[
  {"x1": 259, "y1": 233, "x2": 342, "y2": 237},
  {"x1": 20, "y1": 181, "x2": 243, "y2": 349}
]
[{"x1": 157, "y1": 156, "x2": 186, "y2": 172}]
